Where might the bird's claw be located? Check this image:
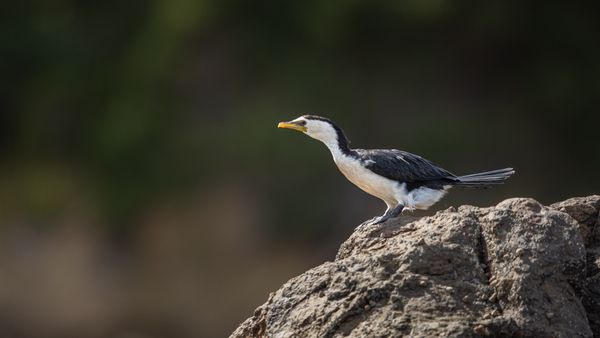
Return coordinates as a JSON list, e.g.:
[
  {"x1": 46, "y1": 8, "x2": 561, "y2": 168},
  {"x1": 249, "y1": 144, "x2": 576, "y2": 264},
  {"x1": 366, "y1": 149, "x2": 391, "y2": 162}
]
[
  {"x1": 355, "y1": 218, "x2": 373, "y2": 229},
  {"x1": 370, "y1": 216, "x2": 388, "y2": 225}
]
